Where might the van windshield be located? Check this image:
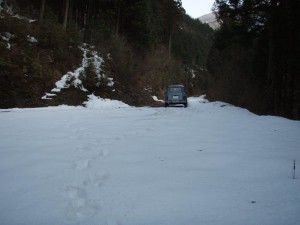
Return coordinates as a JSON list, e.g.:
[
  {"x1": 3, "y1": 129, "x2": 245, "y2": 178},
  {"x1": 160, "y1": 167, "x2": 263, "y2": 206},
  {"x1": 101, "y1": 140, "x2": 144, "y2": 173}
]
[{"x1": 169, "y1": 87, "x2": 183, "y2": 93}]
